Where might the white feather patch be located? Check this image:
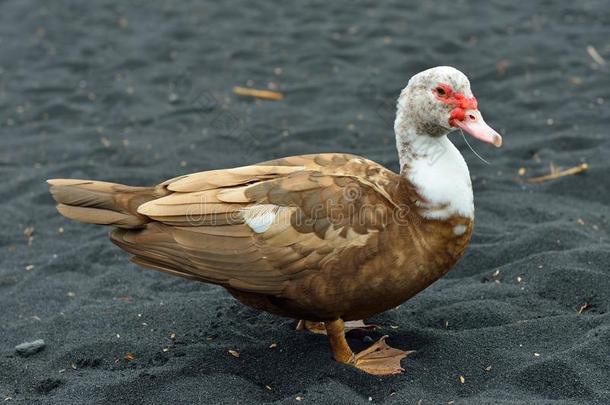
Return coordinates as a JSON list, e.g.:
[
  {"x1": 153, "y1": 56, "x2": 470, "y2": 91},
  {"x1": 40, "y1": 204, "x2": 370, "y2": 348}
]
[
  {"x1": 453, "y1": 224, "x2": 467, "y2": 236},
  {"x1": 407, "y1": 136, "x2": 474, "y2": 220},
  {"x1": 242, "y1": 204, "x2": 282, "y2": 233}
]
